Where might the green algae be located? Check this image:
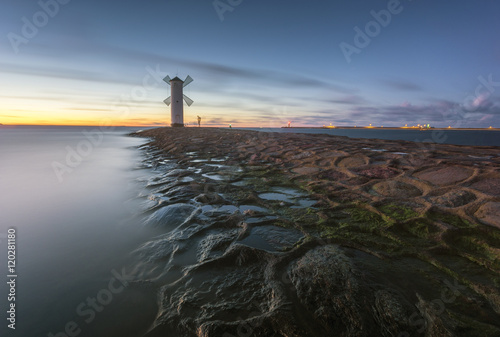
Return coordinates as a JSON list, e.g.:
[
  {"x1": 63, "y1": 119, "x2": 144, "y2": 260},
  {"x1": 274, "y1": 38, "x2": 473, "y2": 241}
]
[
  {"x1": 428, "y1": 209, "x2": 475, "y2": 228},
  {"x1": 345, "y1": 207, "x2": 387, "y2": 227},
  {"x1": 446, "y1": 232, "x2": 499, "y2": 266},
  {"x1": 402, "y1": 218, "x2": 440, "y2": 239},
  {"x1": 378, "y1": 203, "x2": 419, "y2": 222}
]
